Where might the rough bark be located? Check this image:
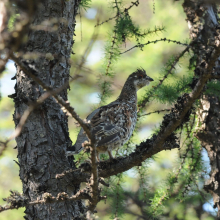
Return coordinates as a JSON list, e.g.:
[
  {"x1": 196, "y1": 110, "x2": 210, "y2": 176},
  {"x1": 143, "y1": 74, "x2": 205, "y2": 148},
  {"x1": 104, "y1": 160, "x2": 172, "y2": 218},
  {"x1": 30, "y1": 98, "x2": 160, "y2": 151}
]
[
  {"x1": 8, "y1": 0, "x2": 220, "y2": 218},
  {"x1": 196, "y1": 96, "x2": 220, "y2": 217},
  {"x1": 14, "y1": 0, "x2": 83, "y2": 219},
  {"x1": 182, "y1": 0, "x2": 220, "y2": 218}
]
